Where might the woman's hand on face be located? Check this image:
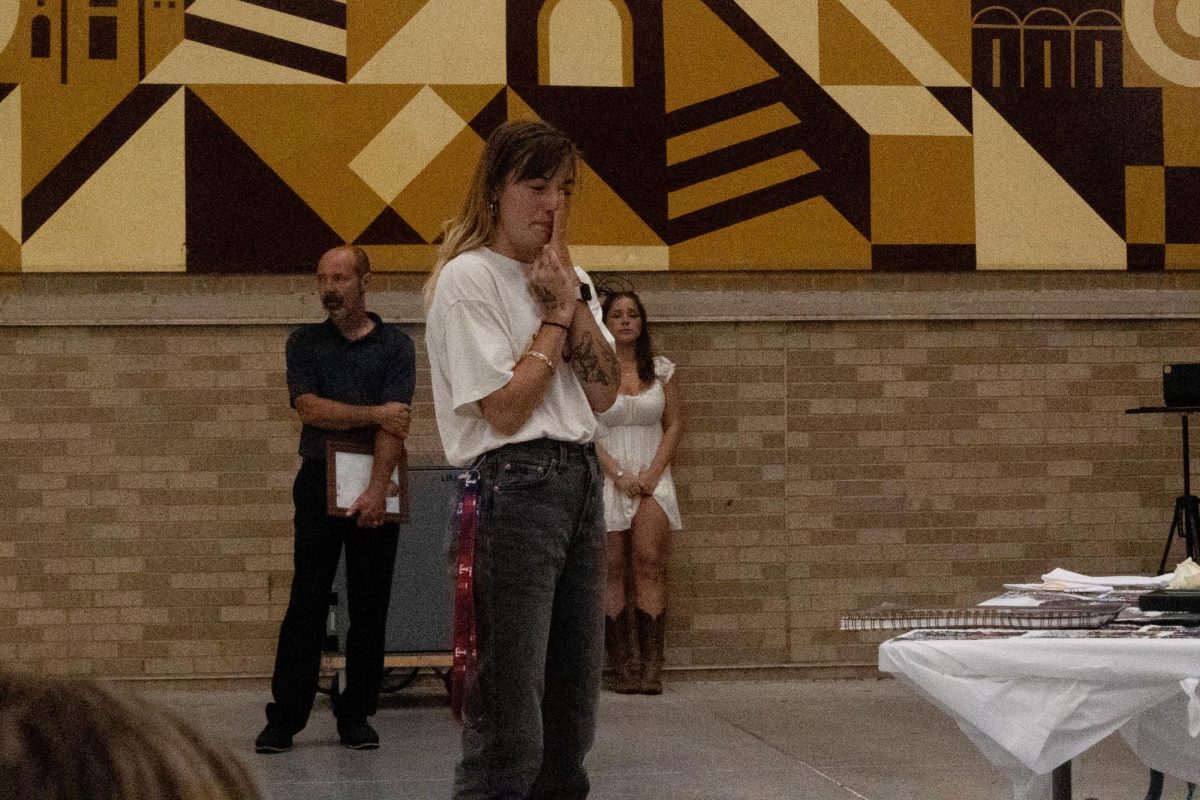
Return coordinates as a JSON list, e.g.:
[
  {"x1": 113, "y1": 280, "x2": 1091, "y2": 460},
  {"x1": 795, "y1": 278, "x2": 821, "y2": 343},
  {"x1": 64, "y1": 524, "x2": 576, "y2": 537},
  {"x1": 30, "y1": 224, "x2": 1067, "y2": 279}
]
[
  {"x1": 549, "y1": 191, "x2": 573, "y2": 269},
  {"x1": 529, "y1": 199, "x2": 579, "y2": 316},
  {"x1": 528, "y1": 245, "x2": 577, "y2": 319}
]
